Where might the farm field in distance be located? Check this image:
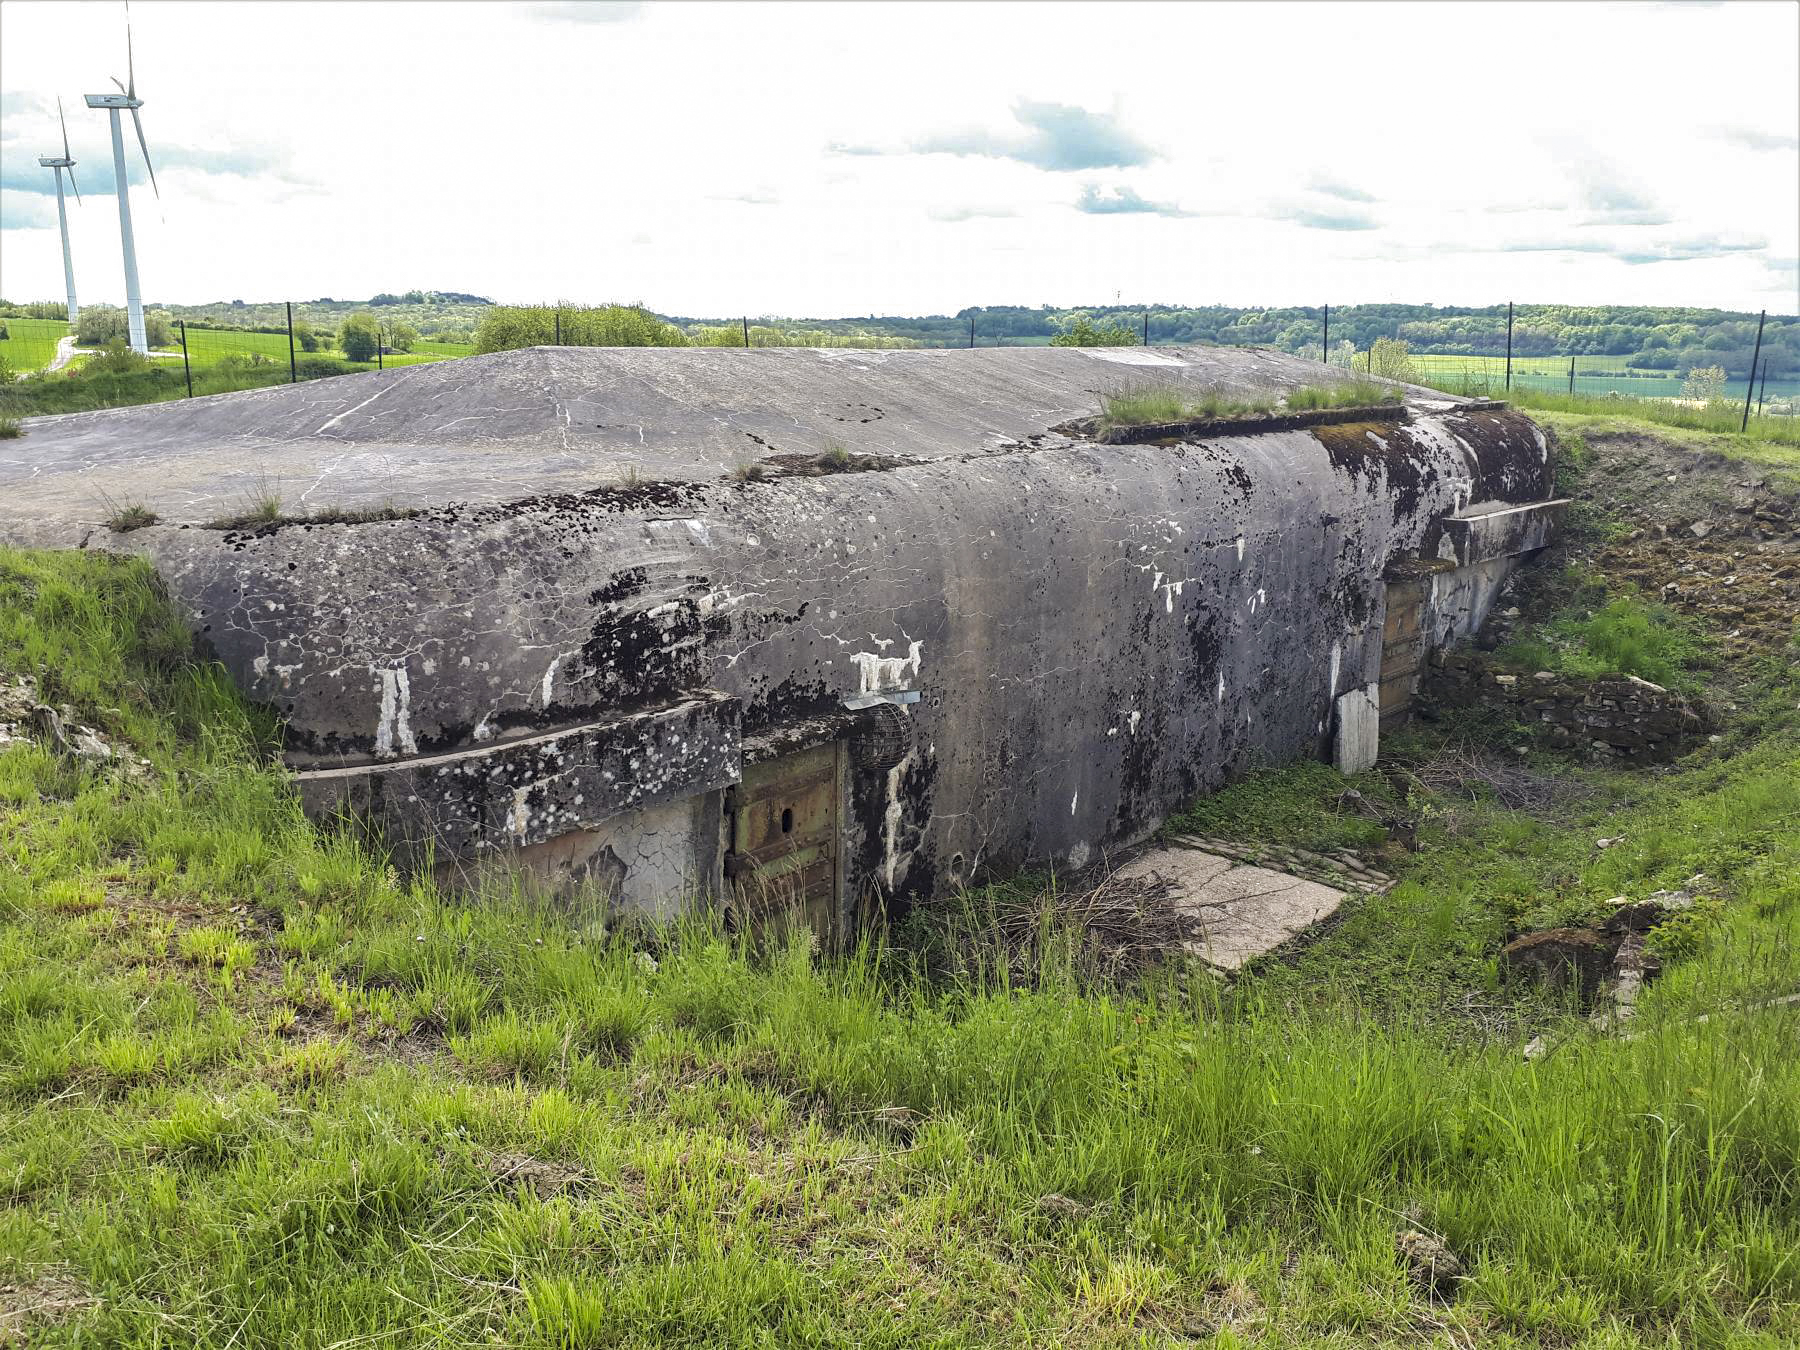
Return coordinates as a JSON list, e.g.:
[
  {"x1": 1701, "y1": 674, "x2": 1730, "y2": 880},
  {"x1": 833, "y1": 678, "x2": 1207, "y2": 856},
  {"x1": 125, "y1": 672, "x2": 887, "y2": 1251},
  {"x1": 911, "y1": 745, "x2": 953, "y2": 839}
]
[{"x1": 1408, "y1": 351, "x2": 1800, "y2": 404}]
